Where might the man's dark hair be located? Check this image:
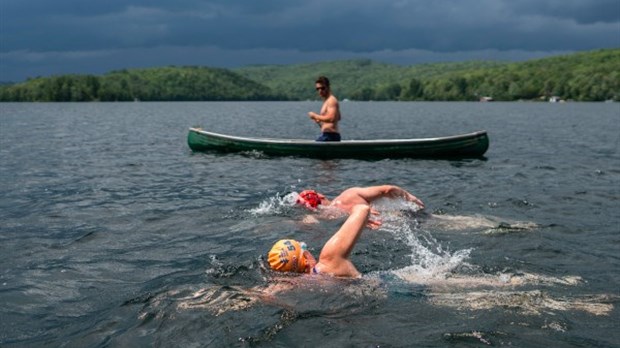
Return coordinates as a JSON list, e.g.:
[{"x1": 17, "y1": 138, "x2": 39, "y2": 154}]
[{"x1": 315, "y1": 76, "x2": 330, "y2": 88}]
